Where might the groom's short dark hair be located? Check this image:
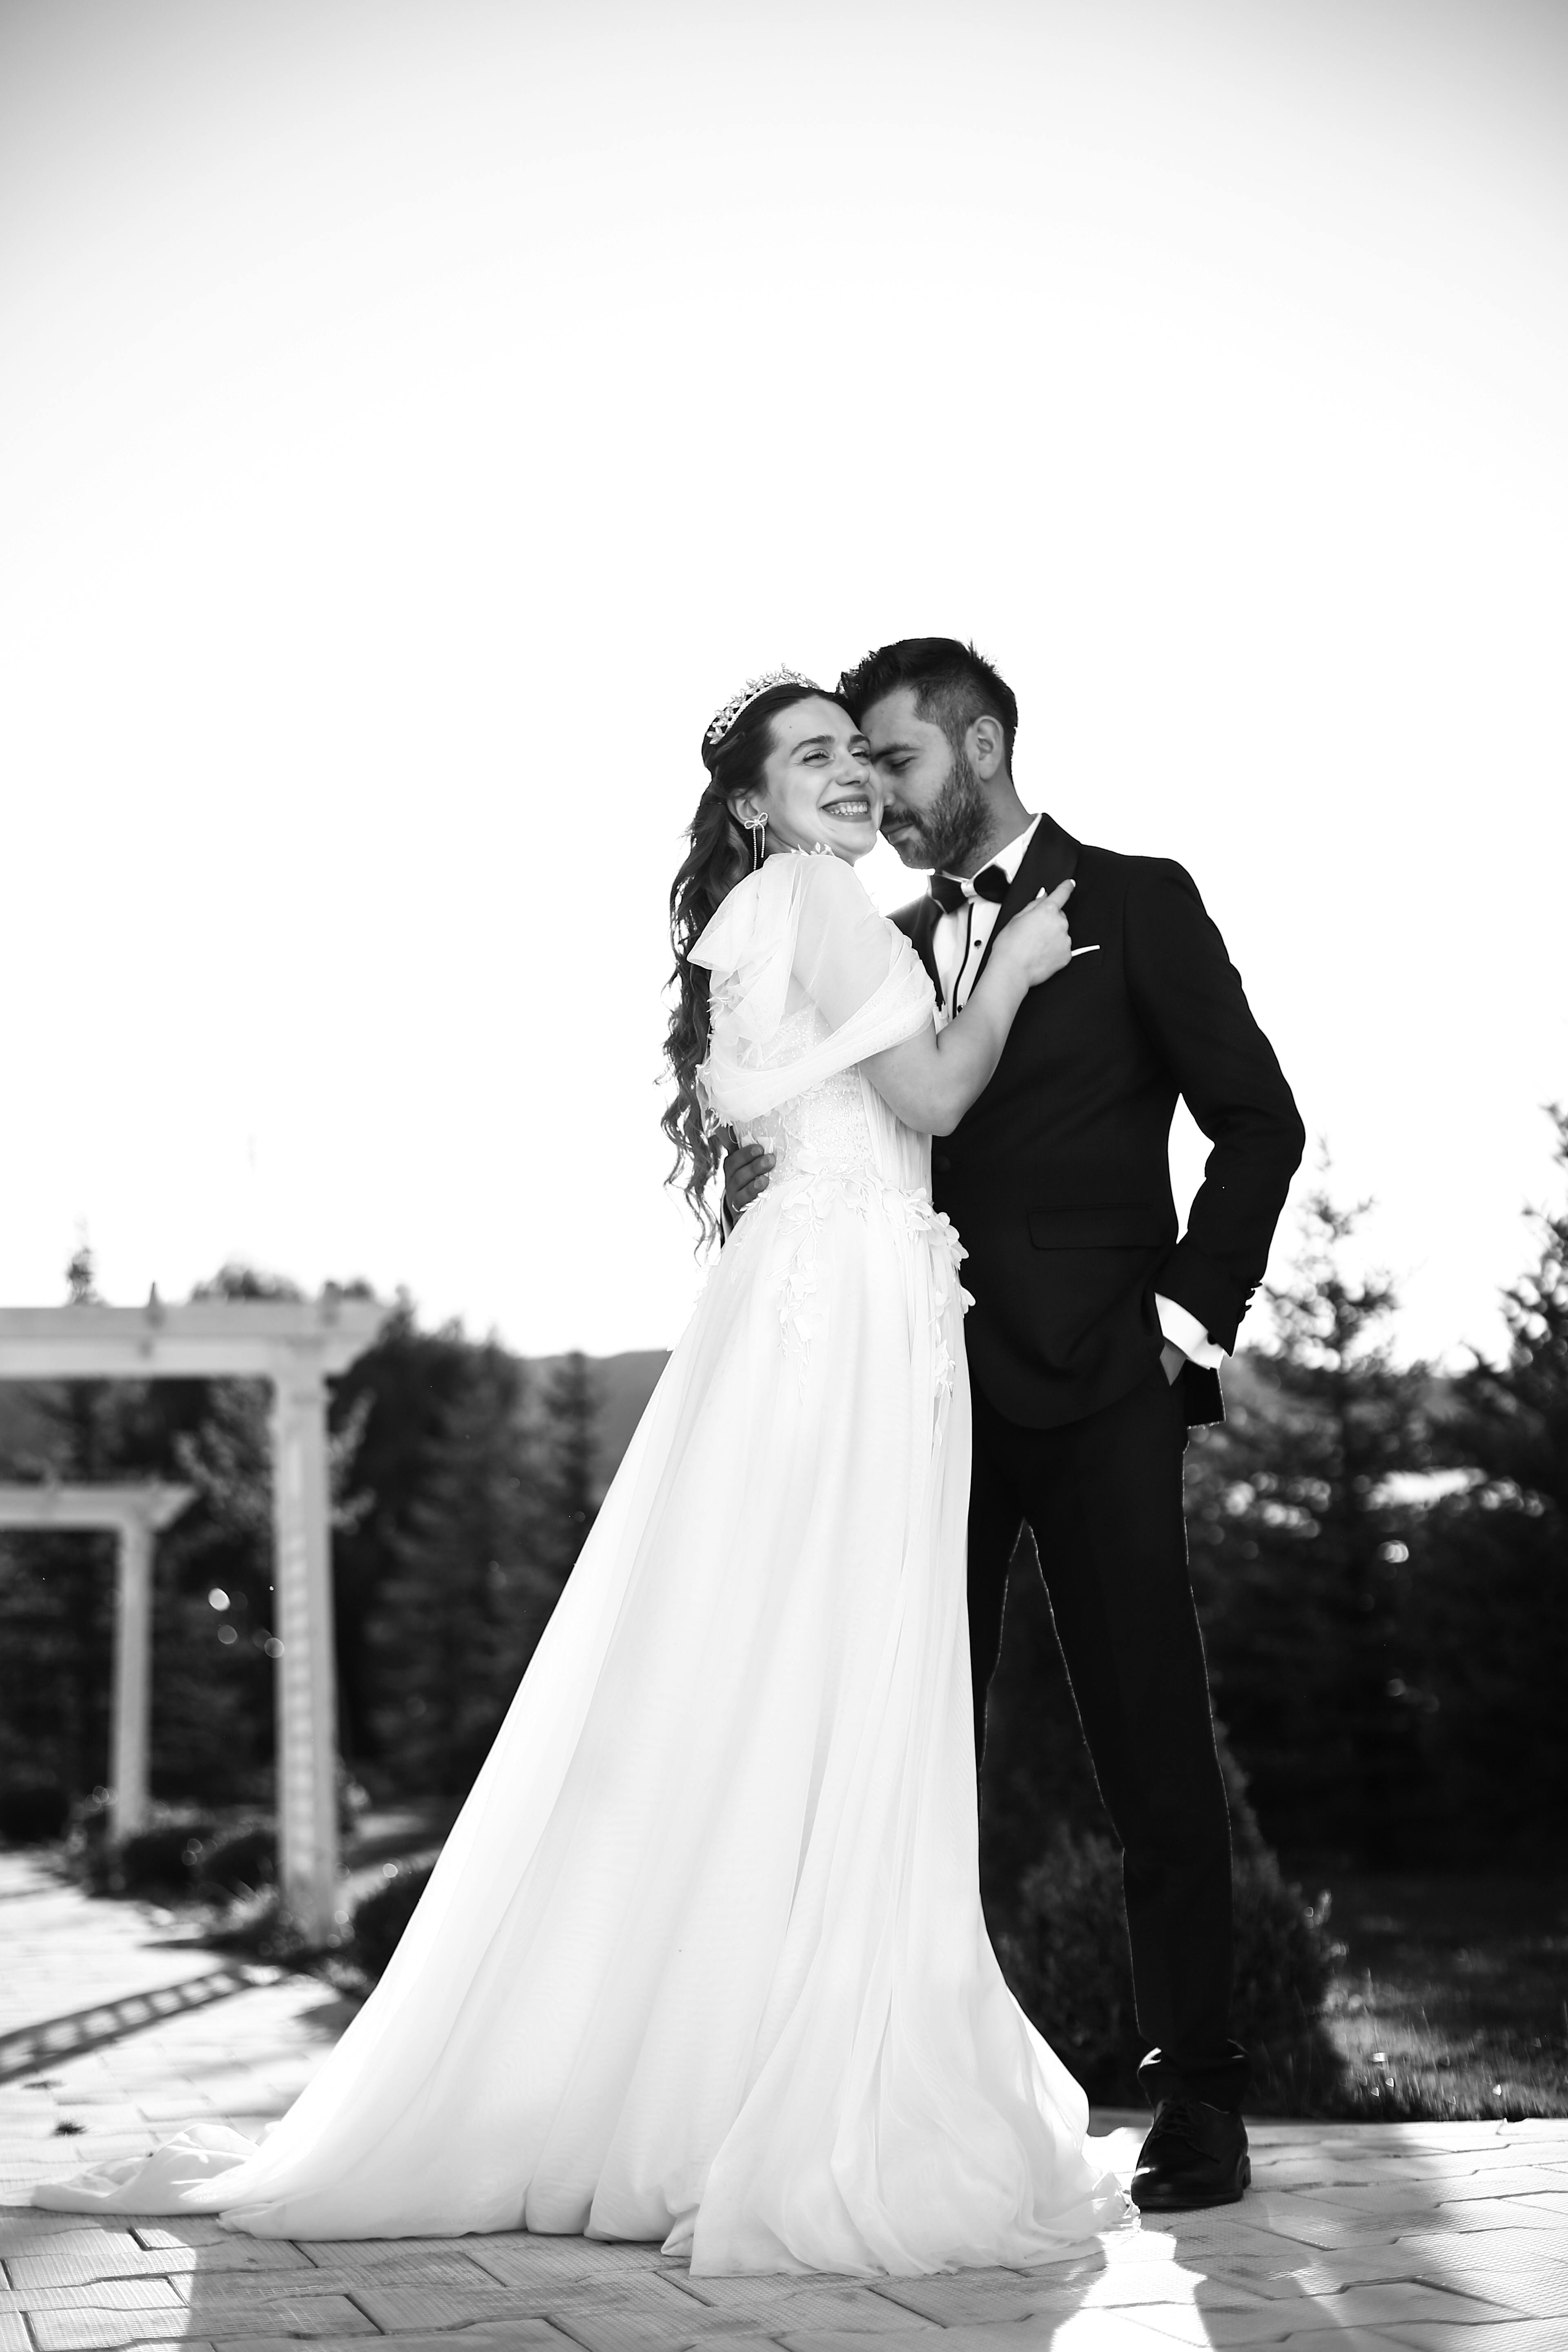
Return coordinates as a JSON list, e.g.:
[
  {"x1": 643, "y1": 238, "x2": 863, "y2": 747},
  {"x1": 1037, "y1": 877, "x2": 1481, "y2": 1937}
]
[{"x1": 837, "y1": 637, "x2": 1019, "y2": 770}]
